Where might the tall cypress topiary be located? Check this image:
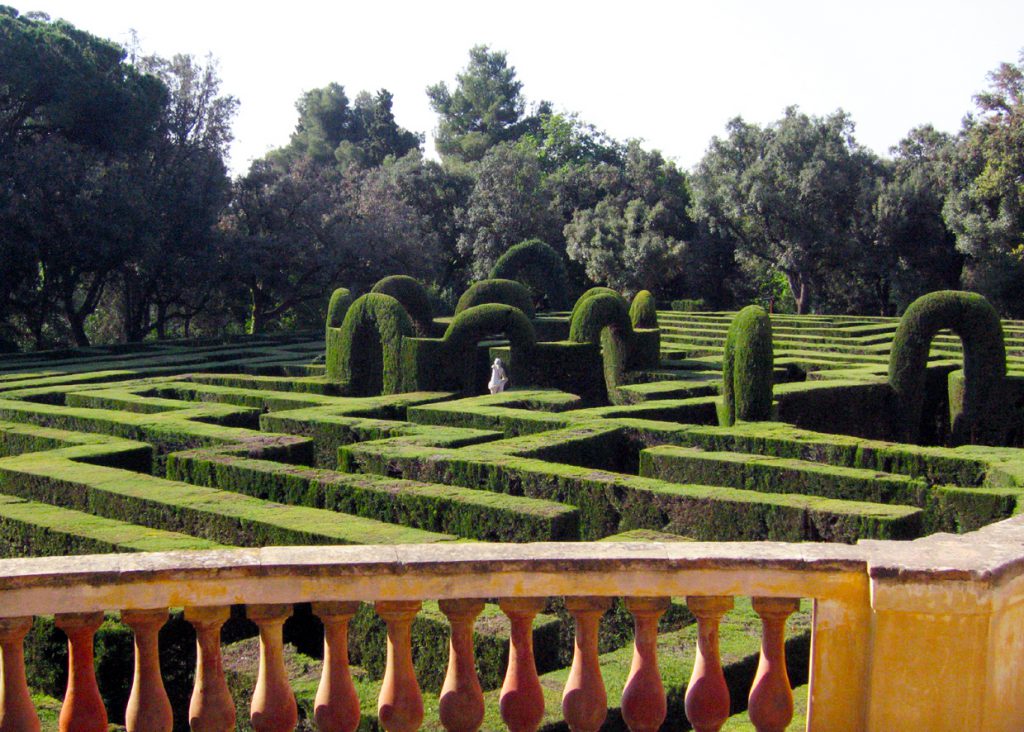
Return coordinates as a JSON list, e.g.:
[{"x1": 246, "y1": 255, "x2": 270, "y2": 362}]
[
  {"x1": 720, "y1": 305, "x2": 774, "y2": 427},
  {"x1": 326, "y1": 287, "x2": 353, "y2": 328},
  {"x1": 489, "y1": 239, "x2": 570, "y2": 310},
  {"x1": 888, "y1": 290, "x2": 1006, "y2": 444}
]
